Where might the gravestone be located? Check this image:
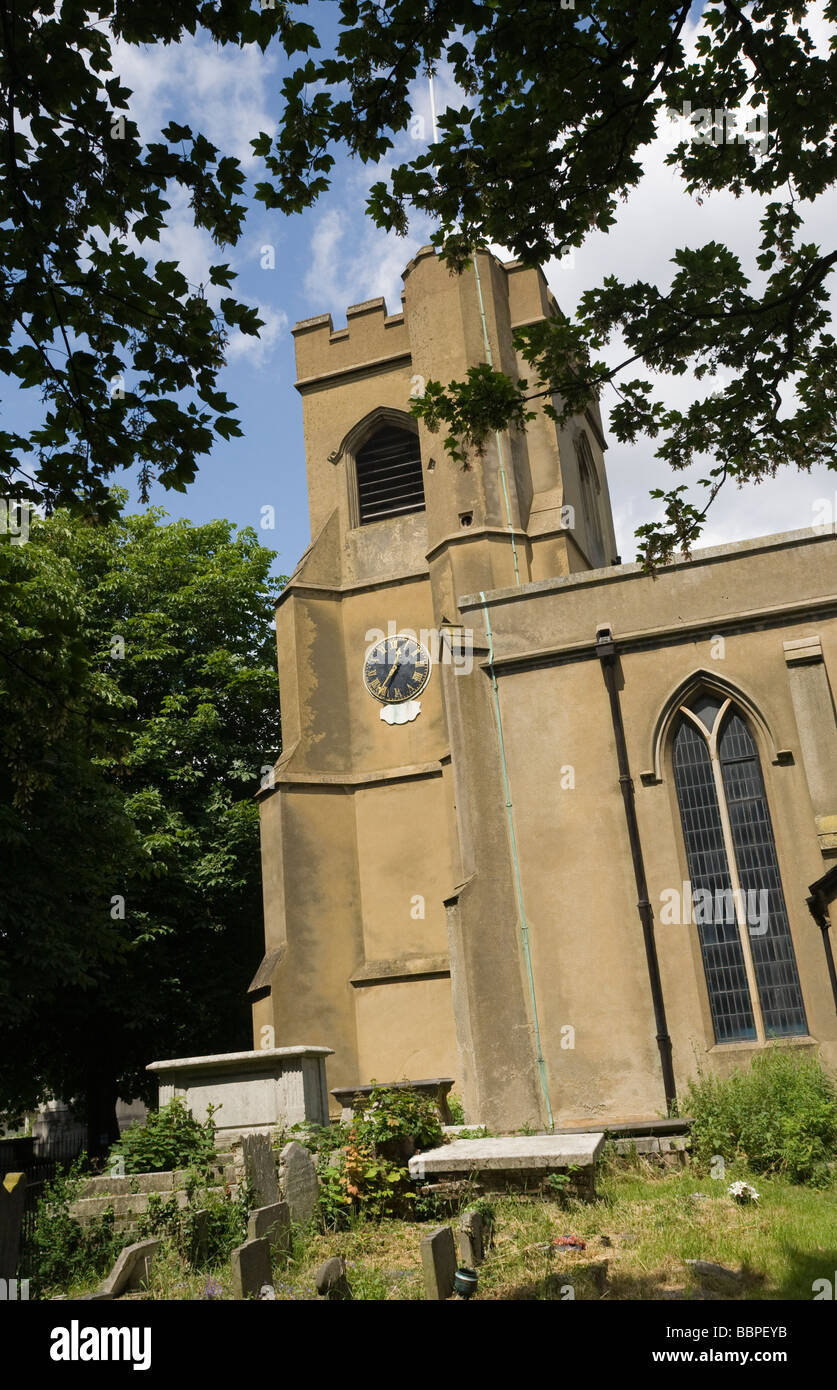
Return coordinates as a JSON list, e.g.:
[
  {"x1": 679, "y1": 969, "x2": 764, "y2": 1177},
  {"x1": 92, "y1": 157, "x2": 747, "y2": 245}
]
[
  {"x1": 277, "y1": 1142, "x2": 318, "y2": 1226},
  {"x1": 457, "y1": 1209, "x2": 485, "y2": 1267},
  {"x1": 189, "y1": 1209, "x2": 210, "y2": 1265},
  {"x1": 233, "y1": 1134, "x2": 280, "y2": 1207},
  {"x1": 314, "y1": 1256, "x2": 351, "y2": 1300},
  {"x1": 0, "y1": 1173, "x2": 26, "y2": 1280},
  {"x1": 98, "y1": 1239, "x2": 160, "y2": 1297},
  {"x1": 231, "y1": 1237, "x2": 273, "y2": 1300},
  {"x1": 420, "y1": 1225, "x2": 457, "y2": 1300},
  {"x1": 247, "y1": 1201, "x2": 291, "y2": 1255}
]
